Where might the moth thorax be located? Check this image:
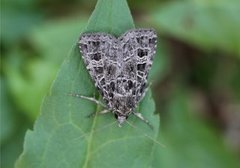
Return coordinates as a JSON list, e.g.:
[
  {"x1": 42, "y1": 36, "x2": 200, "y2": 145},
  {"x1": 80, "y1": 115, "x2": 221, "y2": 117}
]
[{"x1": 113, "y1": 95, "x2": 135, "y2": 113}]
